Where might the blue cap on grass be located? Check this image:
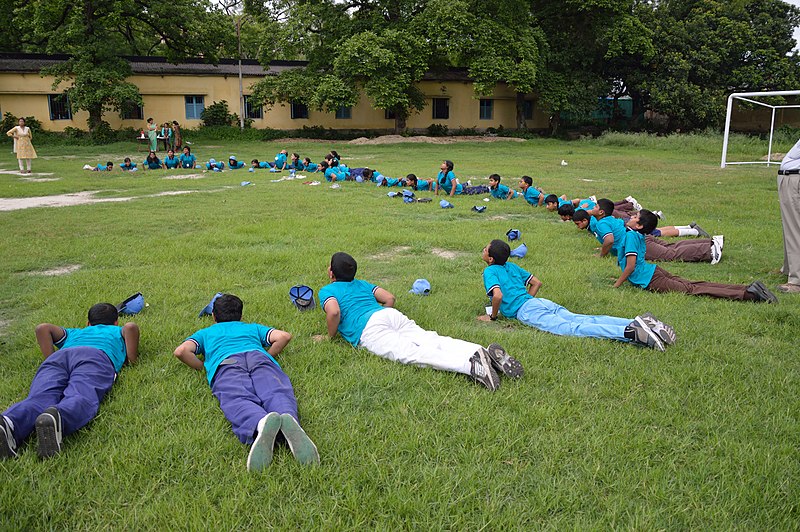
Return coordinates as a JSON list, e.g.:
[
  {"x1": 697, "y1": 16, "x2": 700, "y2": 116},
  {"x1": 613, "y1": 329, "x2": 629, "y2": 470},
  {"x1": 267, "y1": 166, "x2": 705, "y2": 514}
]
[
  {"x1": 199, "y1": 292, "x2": 223, "y2": 317},
  {"x1": 355, "y1": 175, "x2": 364, "y2": 183},
  {"x1": 440, "y1": 200, "x2": 454, "y2": 209},
  {"x1": 403, "y1": 195, "x2": 415, "y2": 203},
  {"x1": 409, "y1": 279, "x2": 431, "y2": 295},
  {"x1": 402, "y1": 189, "x2": 414, "y2": 198},
  {"x1": 506, "y1": 229, "x2": 521, "y2": 241},
  {"x1": 240, "y1": 181, "x2": 252, "y2": 186},
  {"x1": 289, "y1": 285, "x2": 315, "y2": 311},
  {"x1": 117, "y1": 292, "x2": 144, "y2": 315},
  {"x1": 510, "y1": 243, "x2": 528, "y2": 258},
  {"x1": 248, "y1": 167, "x2": 255, "y2": 173},
  {"x1": 387, "y1": 192, "x2": 398, "y2": 197}
]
